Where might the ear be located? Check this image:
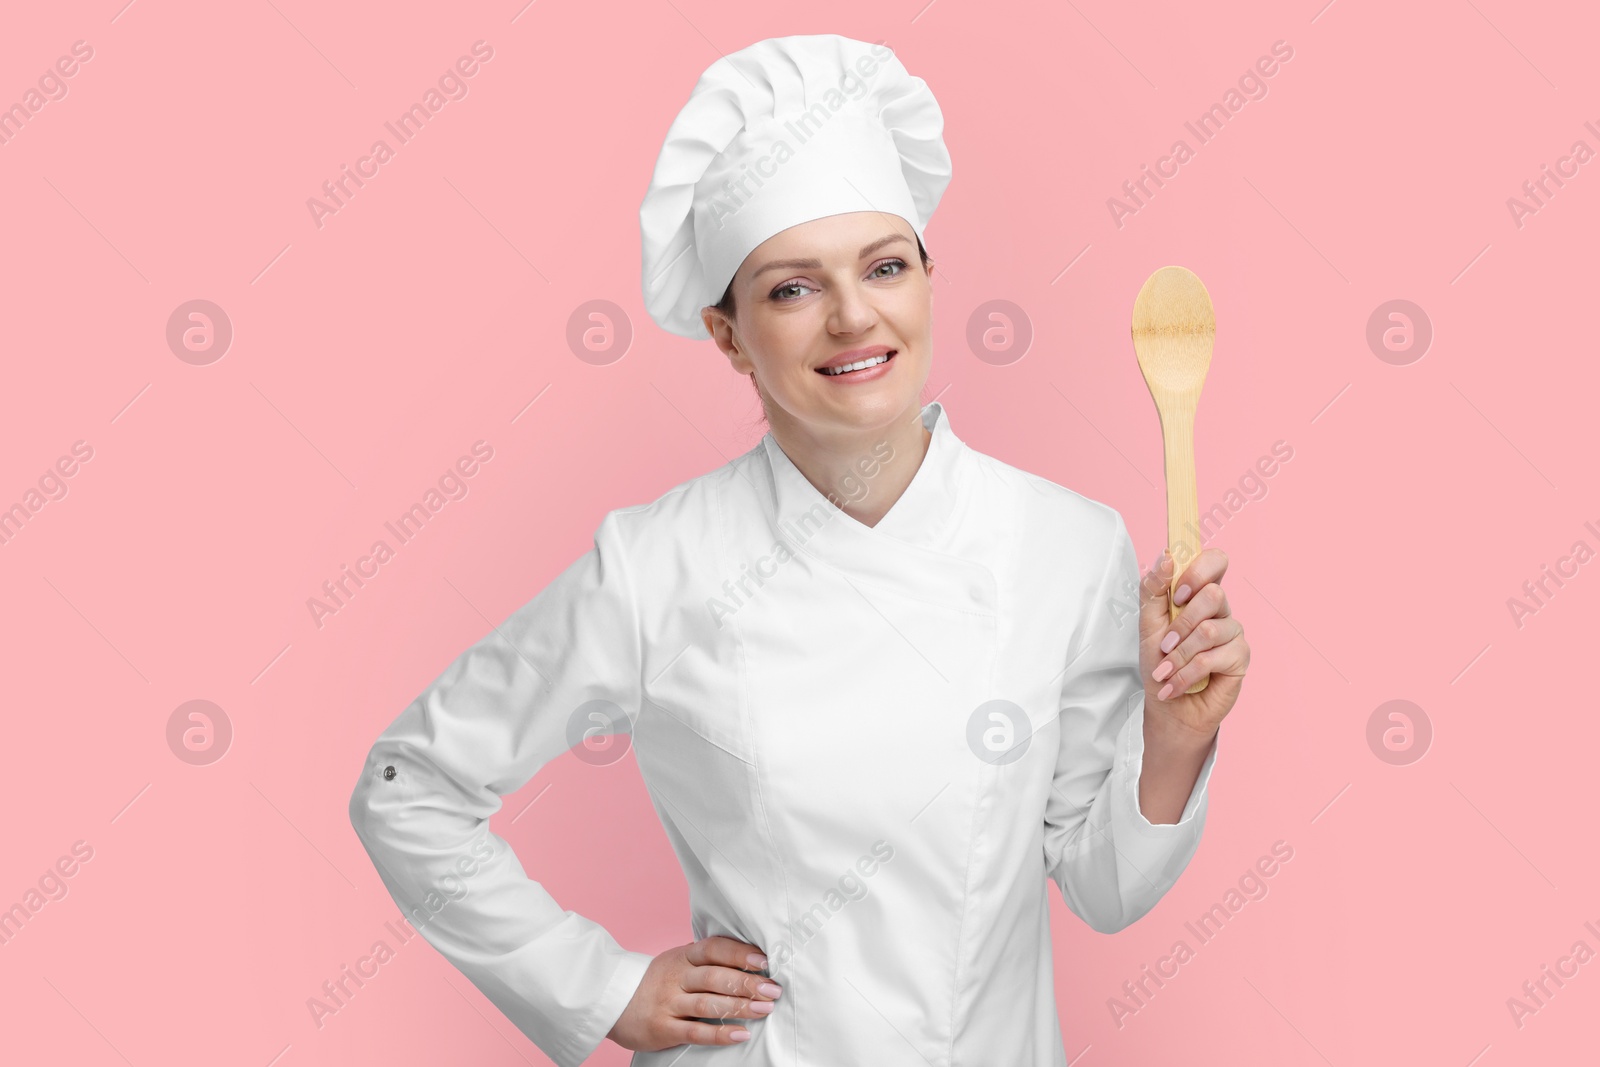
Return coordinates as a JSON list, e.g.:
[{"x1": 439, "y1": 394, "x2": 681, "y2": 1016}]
[{"x1": 702, "y1": 306, "x2": 755, "y2": 375}]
